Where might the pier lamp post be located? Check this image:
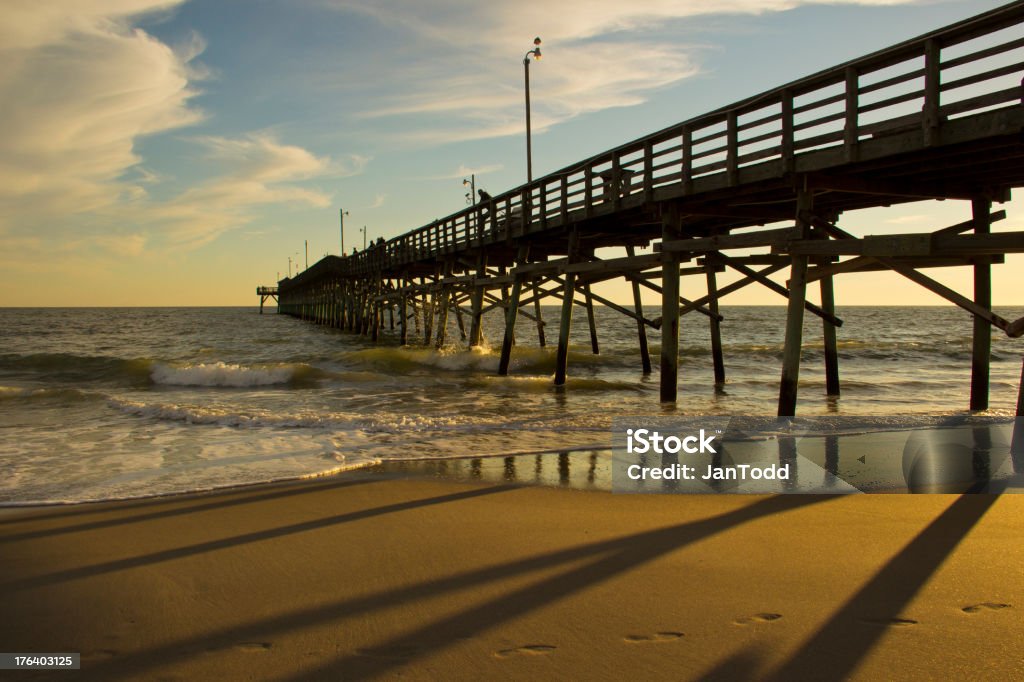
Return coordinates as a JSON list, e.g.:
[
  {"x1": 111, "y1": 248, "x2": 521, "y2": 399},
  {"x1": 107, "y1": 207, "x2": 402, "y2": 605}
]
[
  {"x1": 359, "y1": 225, "x2": 367, "y2": 250},
  {"x1": 339, "y1": 208, "x2": 349, "y2": 256},
  {"x1": 524, "y1": 37, "x2": 542, "y2": 183},
  {"x1": 463, "y1": 174, "x2": 475, "y2": 204}
]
